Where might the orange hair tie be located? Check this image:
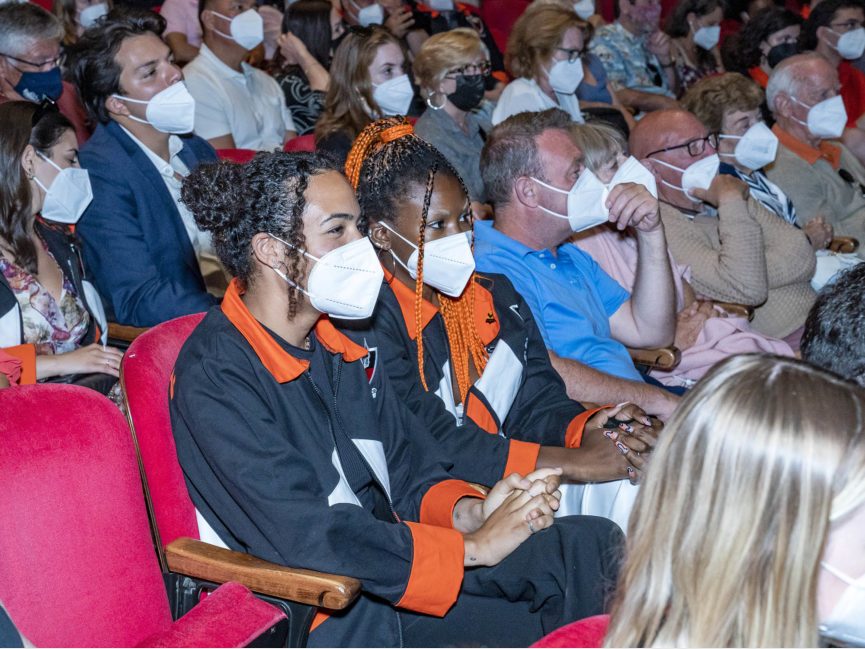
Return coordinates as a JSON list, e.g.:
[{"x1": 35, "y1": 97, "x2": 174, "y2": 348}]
[{"x1": 380, "y1": 123, "x2": 413, "y2": 143}]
